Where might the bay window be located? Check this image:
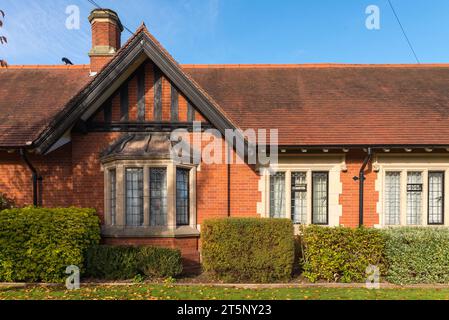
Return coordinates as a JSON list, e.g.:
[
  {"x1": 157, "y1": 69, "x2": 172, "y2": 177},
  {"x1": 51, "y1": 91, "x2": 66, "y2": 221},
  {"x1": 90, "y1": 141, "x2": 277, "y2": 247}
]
[
  {"x1": 102, "y1": 160, "x2": 197, "y2": 237},
  {"x1": 101, "y1": 133, "x2": 198, "y2": 237}
]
